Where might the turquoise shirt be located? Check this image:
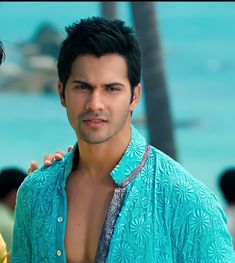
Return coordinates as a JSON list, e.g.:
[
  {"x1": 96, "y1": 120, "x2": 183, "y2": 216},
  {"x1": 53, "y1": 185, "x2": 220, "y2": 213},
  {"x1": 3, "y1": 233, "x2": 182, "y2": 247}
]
[{"x1": 12, "y1": 126, "x2": 235, "y2": 262}]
